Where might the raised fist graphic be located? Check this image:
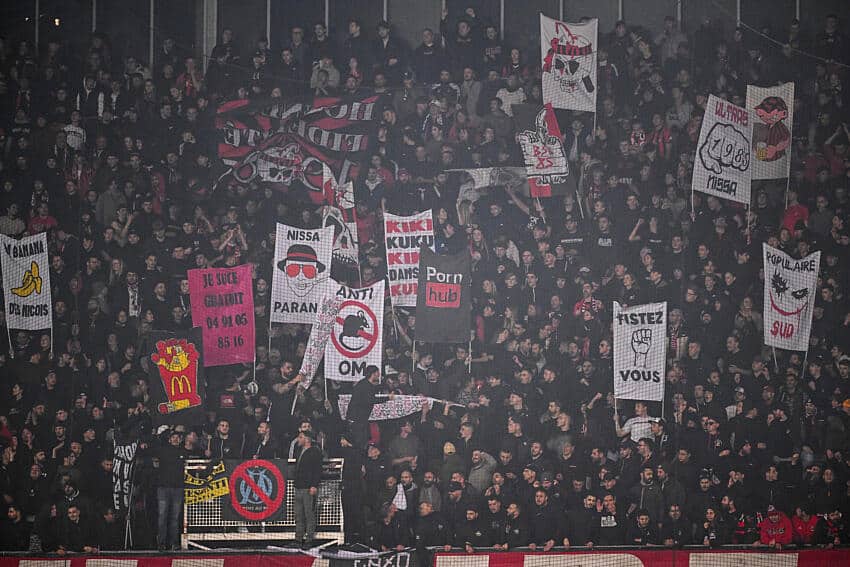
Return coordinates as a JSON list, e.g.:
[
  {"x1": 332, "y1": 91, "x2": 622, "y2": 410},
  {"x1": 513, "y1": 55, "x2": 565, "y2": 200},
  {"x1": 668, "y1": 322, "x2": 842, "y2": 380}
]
[{"x1": 631, "y1": 328, "x2": 652, "y2": 367}]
